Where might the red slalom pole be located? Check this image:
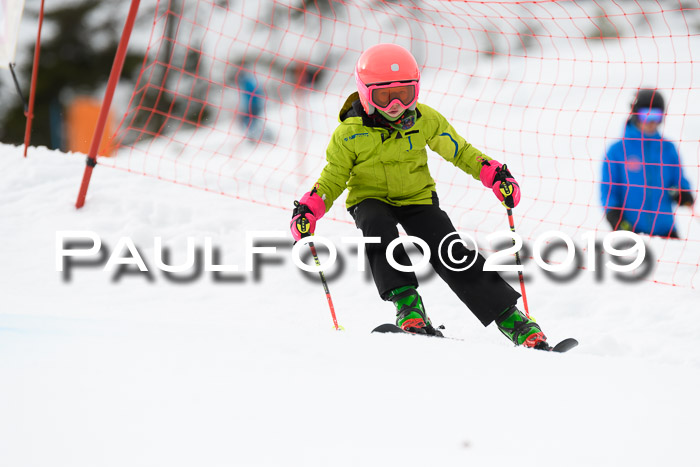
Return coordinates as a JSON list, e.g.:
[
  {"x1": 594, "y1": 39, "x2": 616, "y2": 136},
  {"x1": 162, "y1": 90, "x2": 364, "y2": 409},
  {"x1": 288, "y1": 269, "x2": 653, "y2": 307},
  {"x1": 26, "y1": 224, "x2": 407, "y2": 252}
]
[
  {"x1": 75, "y1": 0, "x2": 141, "y2": 208},
  {"x1": 308, "y1": 241, "x2": 342, "y2": 331},
  {"x1": 505, "y1": 208, "x2": 530, "y2": 319},
  {"x1": 23, "y1": 0, "x2": 45, "y2": 158}
]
